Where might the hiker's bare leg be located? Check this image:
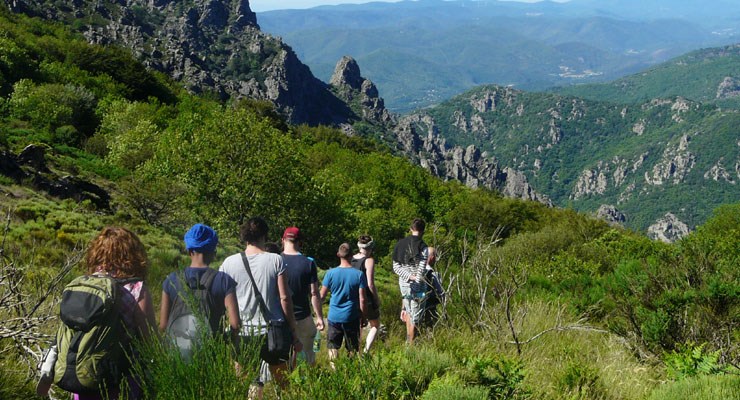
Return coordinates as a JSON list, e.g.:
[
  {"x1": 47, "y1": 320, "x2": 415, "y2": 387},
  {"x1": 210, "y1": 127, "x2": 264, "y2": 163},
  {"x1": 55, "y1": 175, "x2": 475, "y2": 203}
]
[
  {"x1": 405, "y1": 316, "x2": 416, "y2": 344},
  {"x1": 364, "y1": 319, "x2": 379, "y2": 353},
  {"x1": 328, "y1": 348, "x2": 339, "y2": 370},
  {"x1": 248, "y1": 384, "x2": 264, "y2": 400}
]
